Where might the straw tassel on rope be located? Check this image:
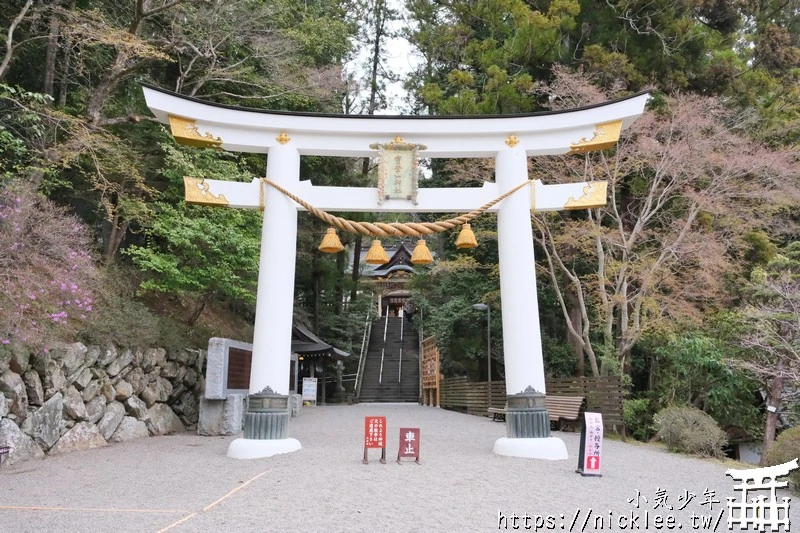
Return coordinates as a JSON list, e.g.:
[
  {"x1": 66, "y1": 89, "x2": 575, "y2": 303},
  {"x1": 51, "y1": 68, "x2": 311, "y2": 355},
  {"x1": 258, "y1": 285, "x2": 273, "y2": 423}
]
[
  {"x1": 318, "y1": 227, "x2": 344, "y2": 253},
  {"x1": 365, "y1": 240, "x2": 390, "y2": 264},
  {"x1": 455, "y1": 223, "x2": 478, "y2": 249},
  {"x1": 411, "y1": 239, "x2": 434, "y2": 265}
]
